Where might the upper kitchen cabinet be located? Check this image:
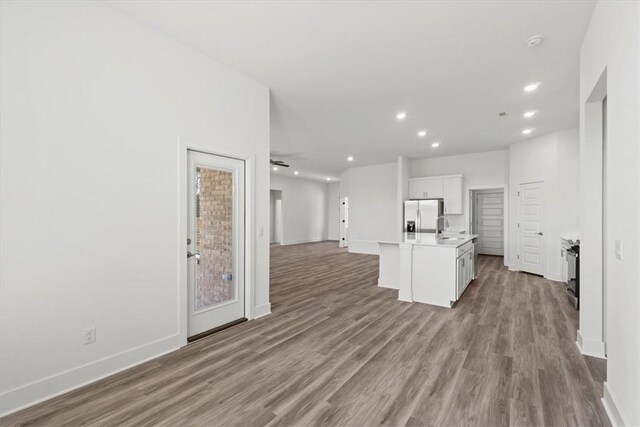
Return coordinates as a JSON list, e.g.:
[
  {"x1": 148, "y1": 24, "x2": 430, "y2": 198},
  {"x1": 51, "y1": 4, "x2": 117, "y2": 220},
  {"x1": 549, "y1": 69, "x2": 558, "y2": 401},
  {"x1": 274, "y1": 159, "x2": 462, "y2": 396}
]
[
  {"x1": 408, "y1": 177, "x2": 444, "y2": 199},
  {"x1": 443, "y1": 175, "x2": 463, "y2": 214},
  {"x1": 408, "y1": 174, "x2": 463, "y2": 214}
]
